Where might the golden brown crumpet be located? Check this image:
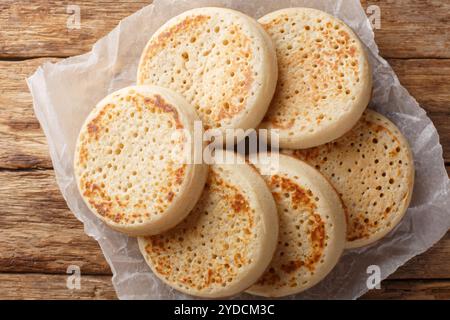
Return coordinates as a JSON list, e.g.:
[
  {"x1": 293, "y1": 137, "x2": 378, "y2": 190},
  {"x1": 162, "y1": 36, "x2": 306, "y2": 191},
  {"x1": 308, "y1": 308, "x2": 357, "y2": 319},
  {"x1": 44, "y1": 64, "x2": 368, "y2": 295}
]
[
  {"x1": 286, "y1": 110, "x2": 415, "y2": 248},
  {"x1": 258, "y1": 8, "x2": 372, "y2": 149},
  {"x1": 74, "y1": 86, "x2": 207, "y2": 236},
  {"x1": 137, "y1": 7, "x2": 278, "y2": 136},
  {"x1": 247, "y1": 153, "x2": 346, "y2": 297},
  {"x1": 138, "y1": 152, "x2": 279, "y2": 298}
]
